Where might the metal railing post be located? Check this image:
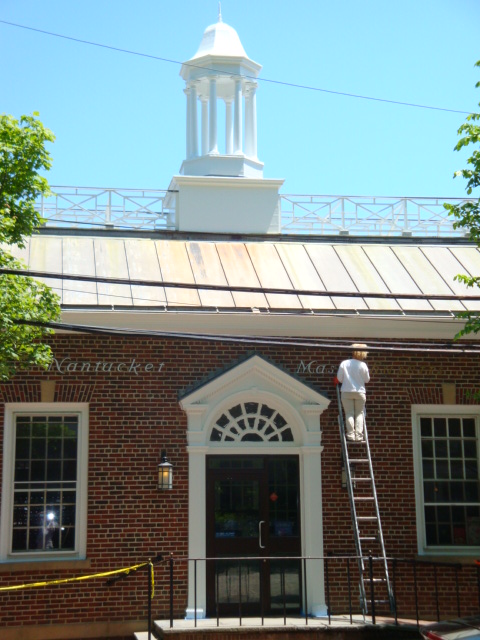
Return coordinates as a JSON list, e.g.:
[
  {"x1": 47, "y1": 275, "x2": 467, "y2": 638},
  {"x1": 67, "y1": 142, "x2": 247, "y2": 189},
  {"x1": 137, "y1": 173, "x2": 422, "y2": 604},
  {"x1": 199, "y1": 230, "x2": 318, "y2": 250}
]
[
  {"x1": 455, "y1": 564, "x2": 461, "y2": 618},
  {"x1": 434, "y1": 565, "x2": 440, "y2": 622},
  {"x1": 477, "y1": 563, "x2": 480, "y2": 611},
  {"x1": 147, "y1": 561, "x2": 152, "y2": 640},
  {"x1": 194, "y1": 559, "x2": 197, "y2": 627},
  {"x1": 413, "y1": 560, "x2": 419, "y2": 629},
  {"x1": 393, "y1": 558, "x2": 398, "y2": 625},
  {"x1": 303, "y1": 557, "x2": 308, "y2": 625},
  {"x1": 325, "y1": 554, "x2": 331, "y2": 625},
  {"x1": 368, "y1": 553, "x2": 376, "y2": 625},
  {"x1": 169, "y1": 554, "x2": 174, "y2": 628},
  {"x1": 347, "y1": 557, "x2": 353, "y2": 624},
  {"x1": 238, "y1": 559, "x2": 242, "y2": 626}
]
